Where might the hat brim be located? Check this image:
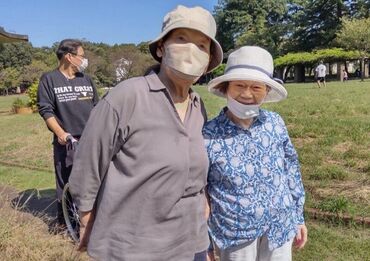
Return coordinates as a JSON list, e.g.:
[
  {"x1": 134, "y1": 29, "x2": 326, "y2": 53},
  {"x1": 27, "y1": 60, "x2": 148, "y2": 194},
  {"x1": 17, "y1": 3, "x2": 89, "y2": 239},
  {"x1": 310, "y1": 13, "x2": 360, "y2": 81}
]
[
  {"x1": 149, "y1": 22, "x2": 223, "y2": 73},
  {"x1": 208, "y1": 68, "x2": 287, "y2": 103}
]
